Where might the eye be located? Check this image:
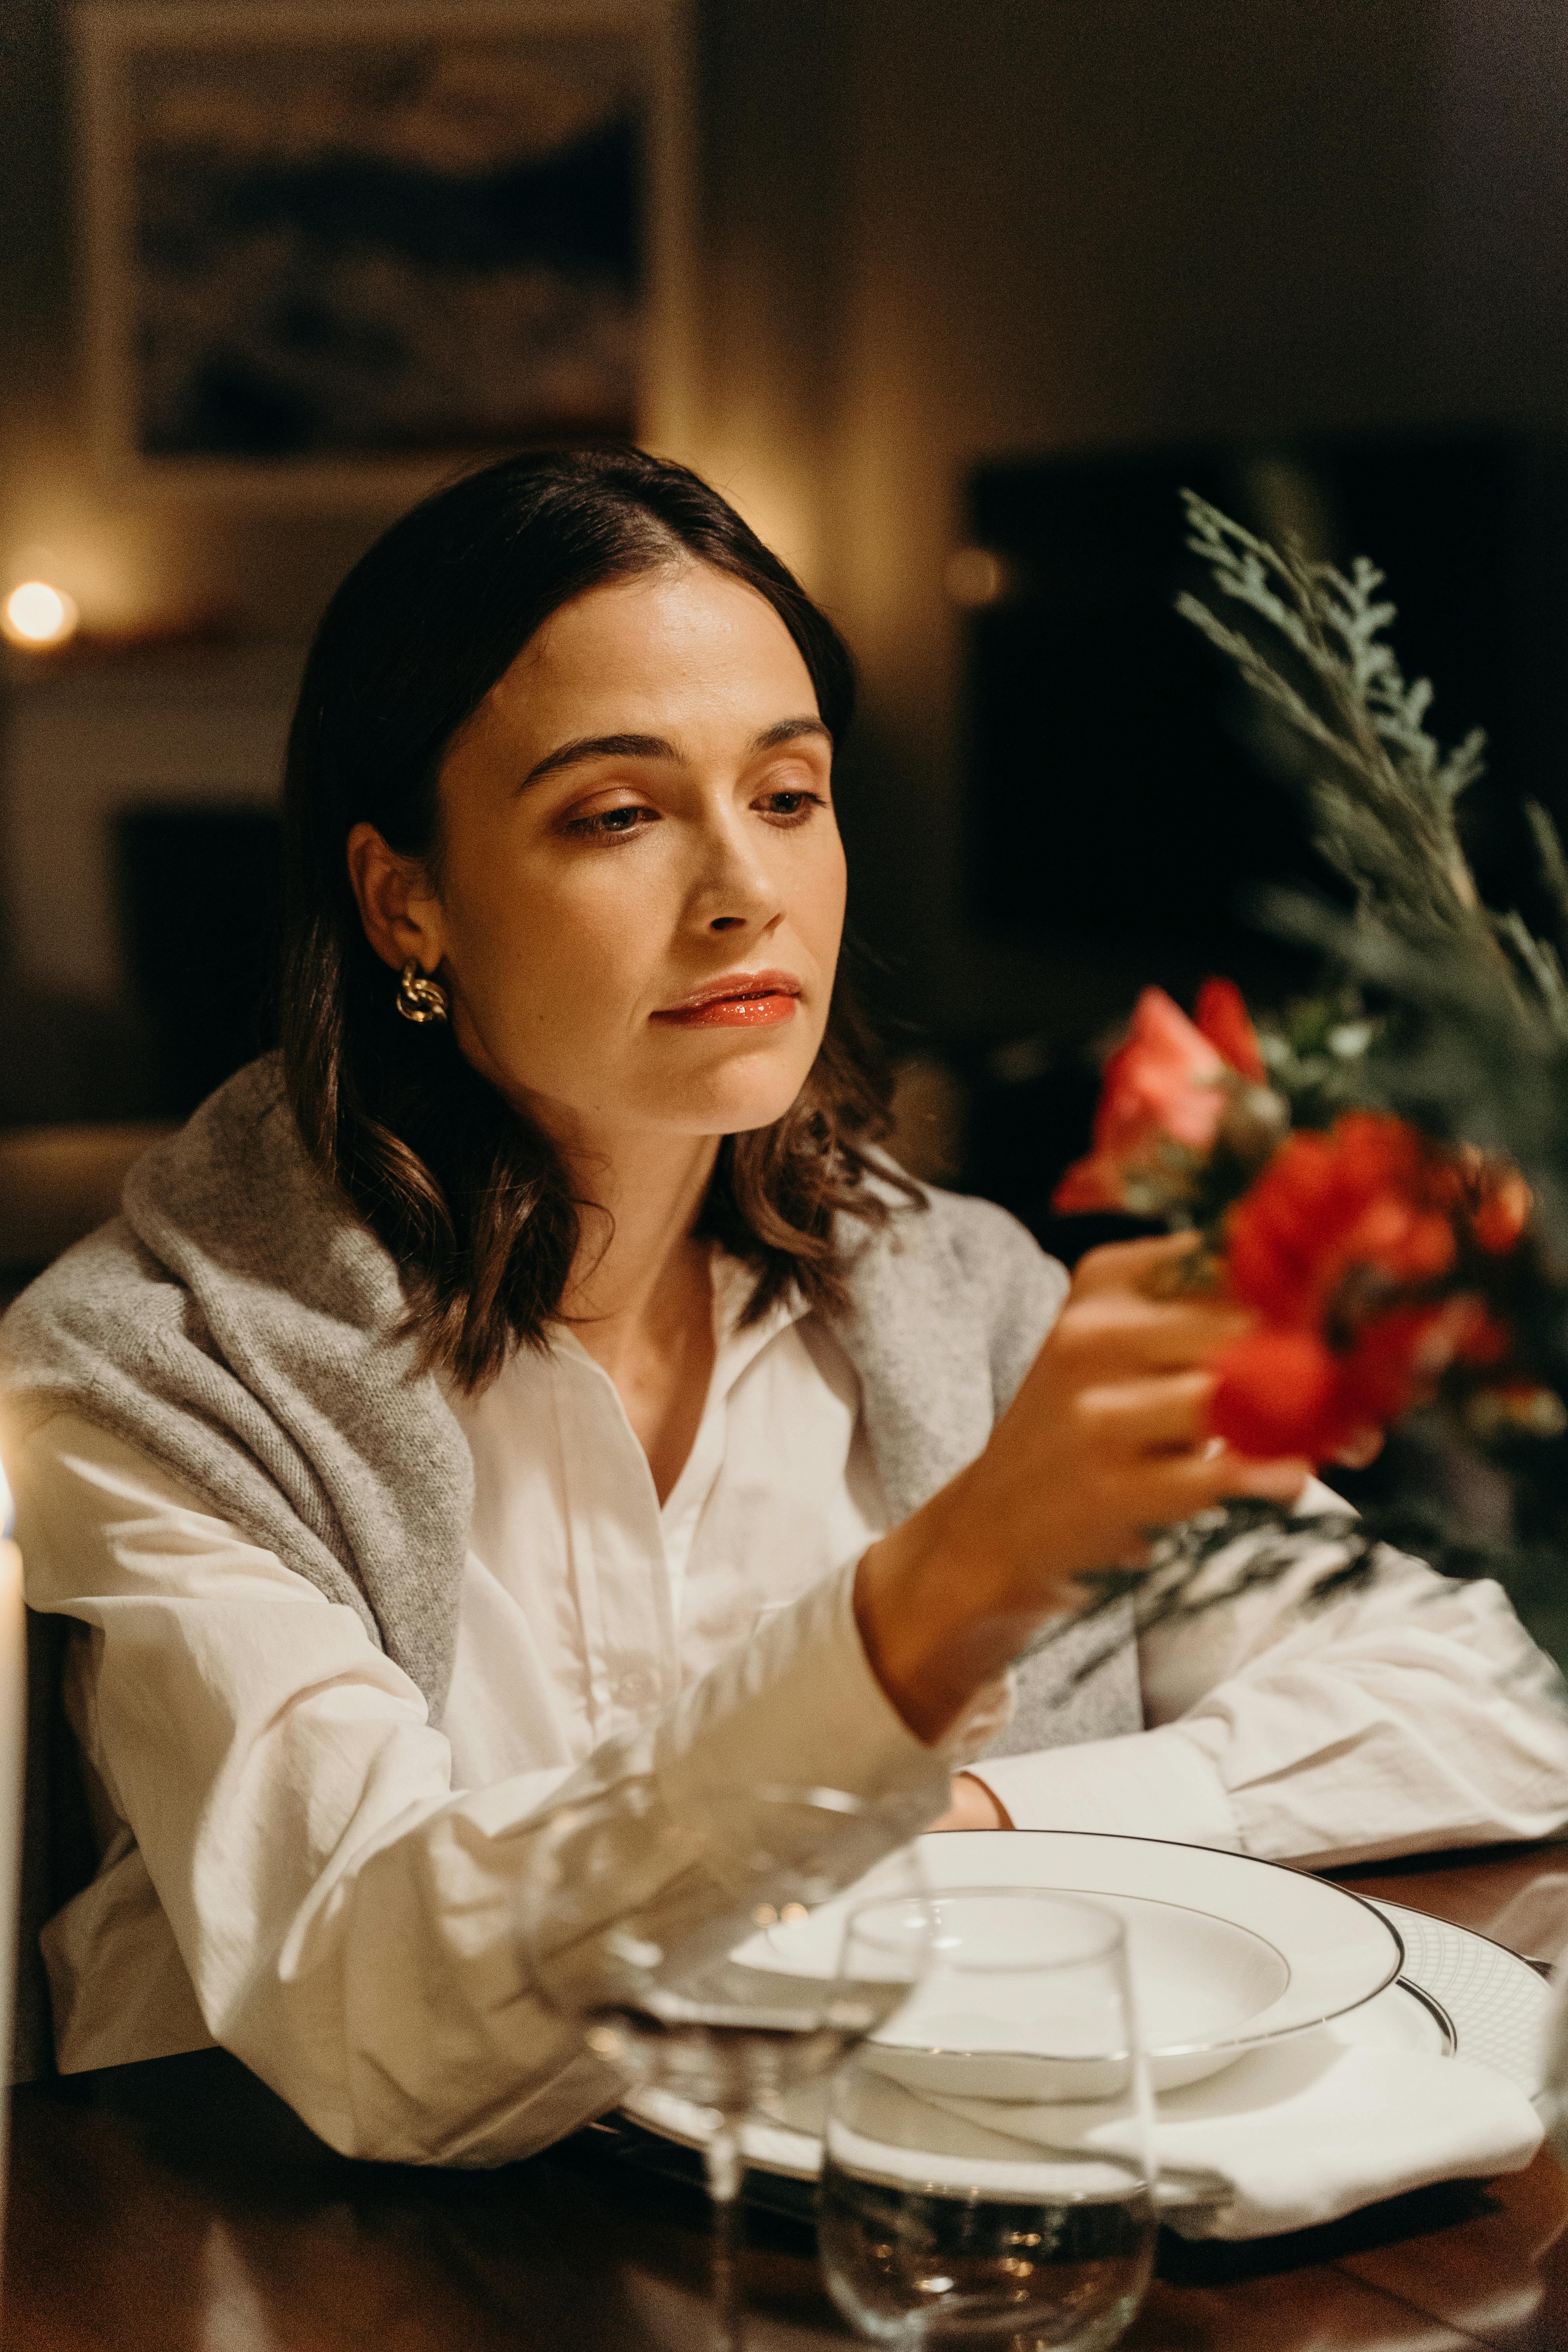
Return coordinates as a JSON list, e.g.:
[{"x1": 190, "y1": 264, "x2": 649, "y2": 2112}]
[
  {"x1": 562, "y1": 802, "x2": 660, "y2": 840},
  {"x1": 756, "y1": 788, "x2": 827, "y2": 827}
]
